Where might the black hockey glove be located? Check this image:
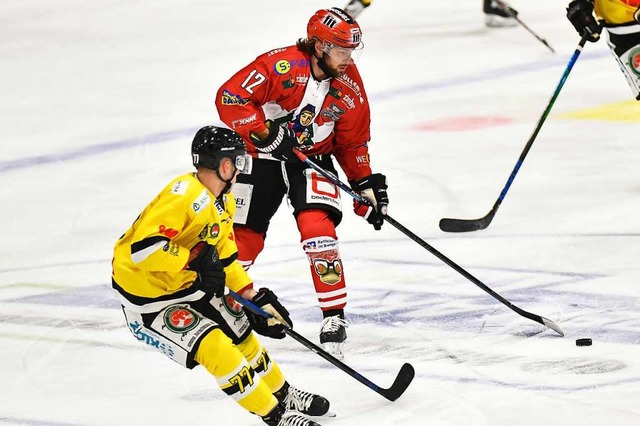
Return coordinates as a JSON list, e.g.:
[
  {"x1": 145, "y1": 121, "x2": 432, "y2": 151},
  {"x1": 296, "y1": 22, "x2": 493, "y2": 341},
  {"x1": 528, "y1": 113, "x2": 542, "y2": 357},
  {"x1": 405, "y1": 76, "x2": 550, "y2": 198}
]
[
  {"x1": 350, "y1": 173, "x2": 389, "y2": 231},
  {"x1": 187, "y1": 242, "x2": 226, "y2": 297},
  {"x1": 250, "y1": 121, "x2": 299, "y2": 162},
  {"x1": 566, "y1": 0, "x2": 602, "y2": 42},
  {"x1": 245, "y1": 288, "x2": 292, "y2": 339}
]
